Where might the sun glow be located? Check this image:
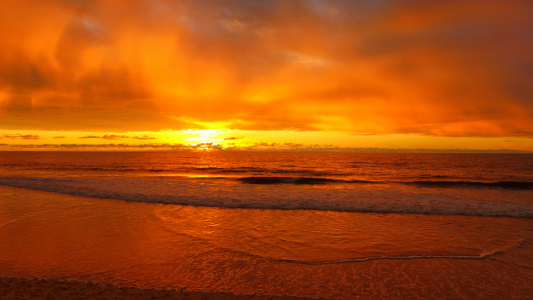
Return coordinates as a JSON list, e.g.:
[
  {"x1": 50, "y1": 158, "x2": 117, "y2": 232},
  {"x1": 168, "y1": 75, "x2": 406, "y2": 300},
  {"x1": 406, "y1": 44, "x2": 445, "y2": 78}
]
[
  {"x1": 188, "y1": 132, "x2": 216, "y2": 143},
  {"x1": 186, "y1": 130, "x2": 223, "y2": 150}
]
